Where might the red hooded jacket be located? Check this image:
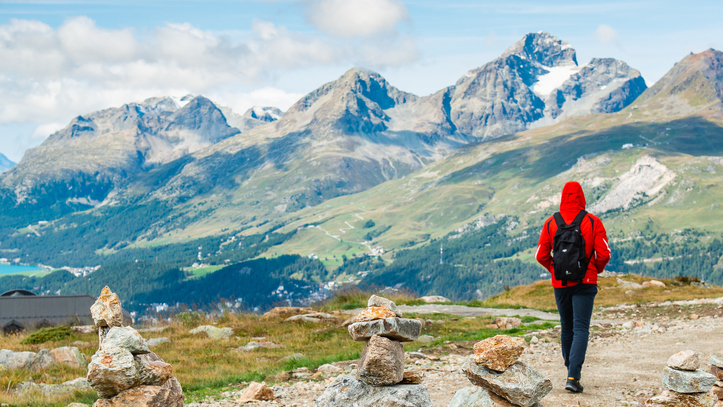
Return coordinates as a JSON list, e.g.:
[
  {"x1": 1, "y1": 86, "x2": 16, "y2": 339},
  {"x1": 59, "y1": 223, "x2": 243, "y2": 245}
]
[{"x1": 536, "y1": 182, "x2": 611, "y2": 288}]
